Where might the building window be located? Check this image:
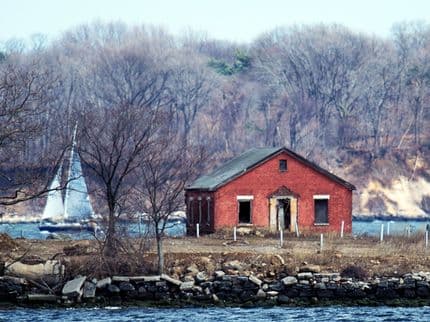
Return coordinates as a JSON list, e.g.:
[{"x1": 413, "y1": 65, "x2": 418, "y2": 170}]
[
  {"x1": 314, "y1": 198, "x2": 329, "y2": 224},
  {"x1": 238, "y1": 200, "x2": 252, "y2": 224},
  {"x1": 279, "y1": 159, "x2": 287, "y2": 172},
  {"x1": 198, "y1": 196, "x2": 202, "y2": 224},
  {"x1": 188, "y1": 197, "x2": 194, "y2": 224},
  {"x1": 206, "y1": 197, "x2": 211, "y2": 226}
]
